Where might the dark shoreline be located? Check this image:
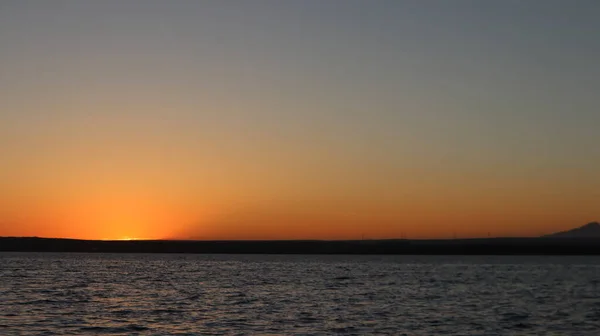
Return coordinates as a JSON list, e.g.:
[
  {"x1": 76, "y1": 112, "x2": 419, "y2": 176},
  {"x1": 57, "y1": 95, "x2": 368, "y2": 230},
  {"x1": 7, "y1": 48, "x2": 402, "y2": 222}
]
[{"x1": 1, "y1": 237, "x2": 600, "y2": 255}]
